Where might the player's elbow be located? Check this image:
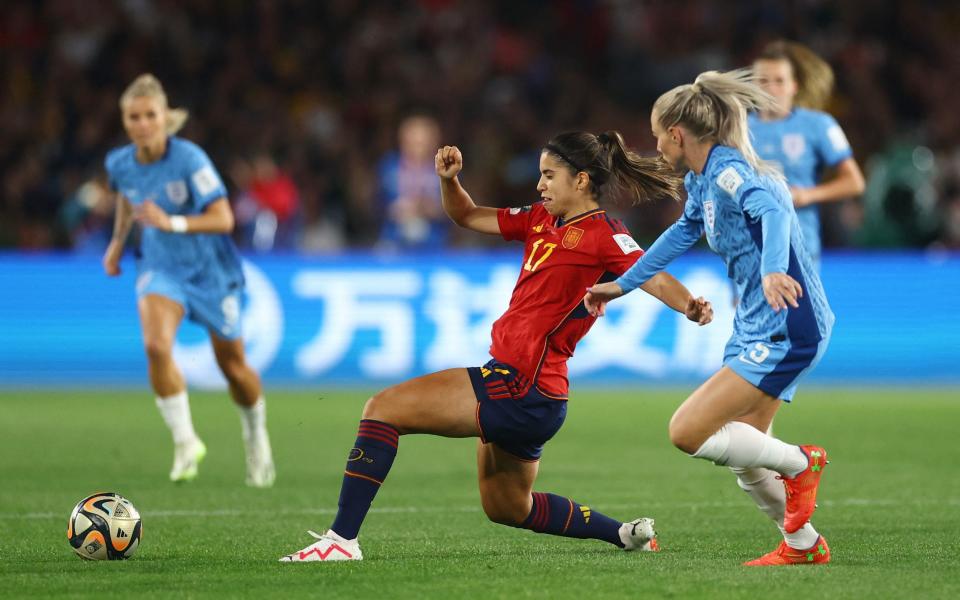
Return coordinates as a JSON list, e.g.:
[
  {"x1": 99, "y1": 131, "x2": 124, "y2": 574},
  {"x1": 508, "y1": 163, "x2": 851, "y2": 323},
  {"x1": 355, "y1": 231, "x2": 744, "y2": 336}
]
[
  {"x1": 207, "y1": 198, "x2": 235, "y2": 233},
  {"x1": 446, "y1": 208, "x2": 473, "y2": 229},
  {"x1": 219, "y1": 211, "x2": 235, "y2": 233},
  {"x1": 841, "y1": 161, "x2": 866, "y2": 196},
  {"x1": 850, "y1": 173, "x2": 866, "y2": 196},
  {"x1": 446, "y1": 211, "x2": 467, "y2": 228}
]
